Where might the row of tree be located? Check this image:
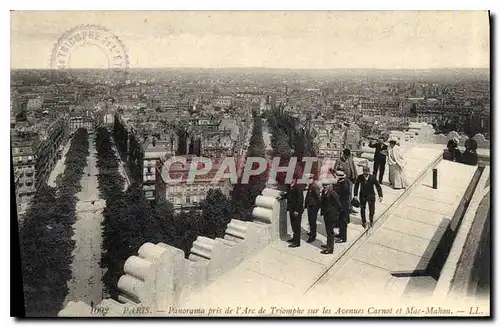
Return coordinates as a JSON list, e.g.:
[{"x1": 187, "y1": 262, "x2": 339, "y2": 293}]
[
  {"x1": 95, "y1": 127, "x2": 125, "y2": 200},
  {"x1": 19, "y1": 128, "x2": 90, "y2": 316},
  {"x1": 97, "y1": 126, "x2": 234, "y2": 298},
  {"x1": 229, "y1": 115, "x2": 268, "y2": 221},
  {"x1": 266, "y1": 109, "x2": 318, "y2": 185}
]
